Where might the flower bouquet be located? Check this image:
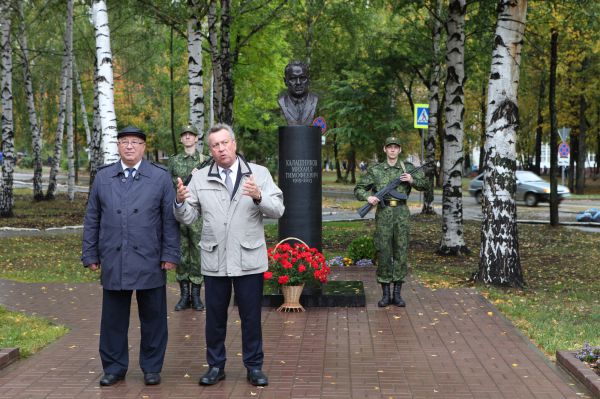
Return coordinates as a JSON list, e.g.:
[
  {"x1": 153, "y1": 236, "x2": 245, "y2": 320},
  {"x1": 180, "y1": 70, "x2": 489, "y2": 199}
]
[{"x1": 264, "y1": 238, "x2": 331, "y2": 311}]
